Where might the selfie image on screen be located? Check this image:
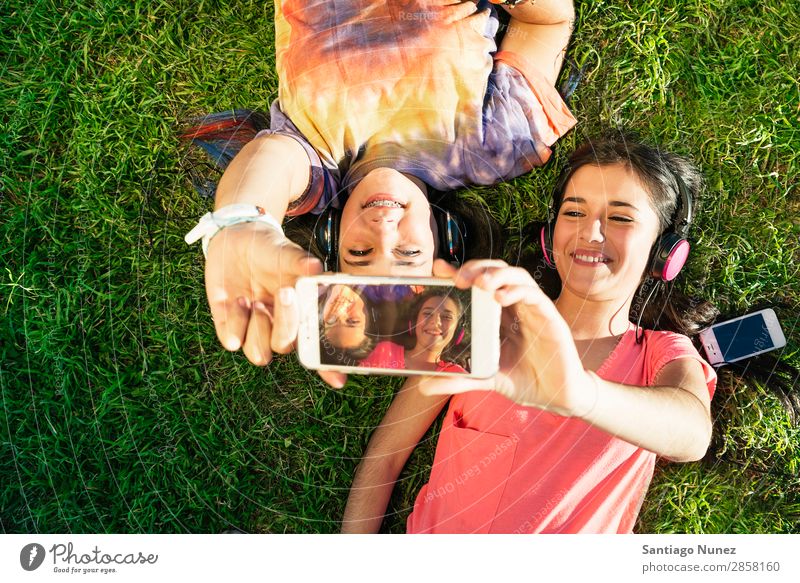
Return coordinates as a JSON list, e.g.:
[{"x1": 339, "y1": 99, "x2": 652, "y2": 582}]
[{"x1": 318, "y1": 284, "x2": 471, "y2": 374}]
